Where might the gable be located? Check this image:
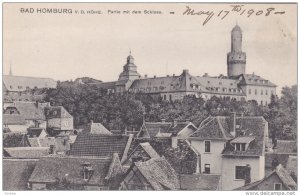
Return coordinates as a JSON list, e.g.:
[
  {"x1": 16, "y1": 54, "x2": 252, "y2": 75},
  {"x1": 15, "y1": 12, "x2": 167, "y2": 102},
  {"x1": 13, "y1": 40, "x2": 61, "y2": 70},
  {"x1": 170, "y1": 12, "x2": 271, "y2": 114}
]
[
  {"x1": 122, "y1": 166, "x2": 153, "y2": 190},
  {"x1": 255, "y1": 172, "x2": 289, "y2": 190}
]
